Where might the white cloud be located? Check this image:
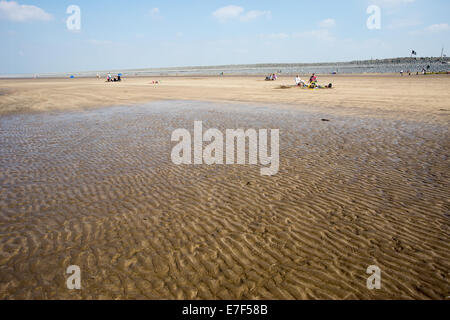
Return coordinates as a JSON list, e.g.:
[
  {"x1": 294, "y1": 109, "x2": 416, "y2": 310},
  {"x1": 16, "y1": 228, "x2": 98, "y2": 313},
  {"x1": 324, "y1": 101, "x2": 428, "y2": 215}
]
[
  {"x1": 240, "y1": 10, "x2": 271, "y2": 22},
  {"x1": 319, "y1": 18, "x2": 336, "y2": 28},
  {"x1": 149, "y1": 7, "x2": 162, "y2": 19},
  {"x1": 0, "y1": 0, "x2": 52, "y2": 22},
  {"x1": 425, "y1": 23, "x2": 450, "y2": 33},
  {"x1": 293, "y1": 29, "x2": 335, "y2": 41},
  {"x1": 212, "y1": 5, "x2": 243, "y2": 22},
  {"x1": 212, "y1": 5, "x2": 271, "y2": 23},
  {"x1": 411, "y1": 23, "x2": 450, "y2": 36}
]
